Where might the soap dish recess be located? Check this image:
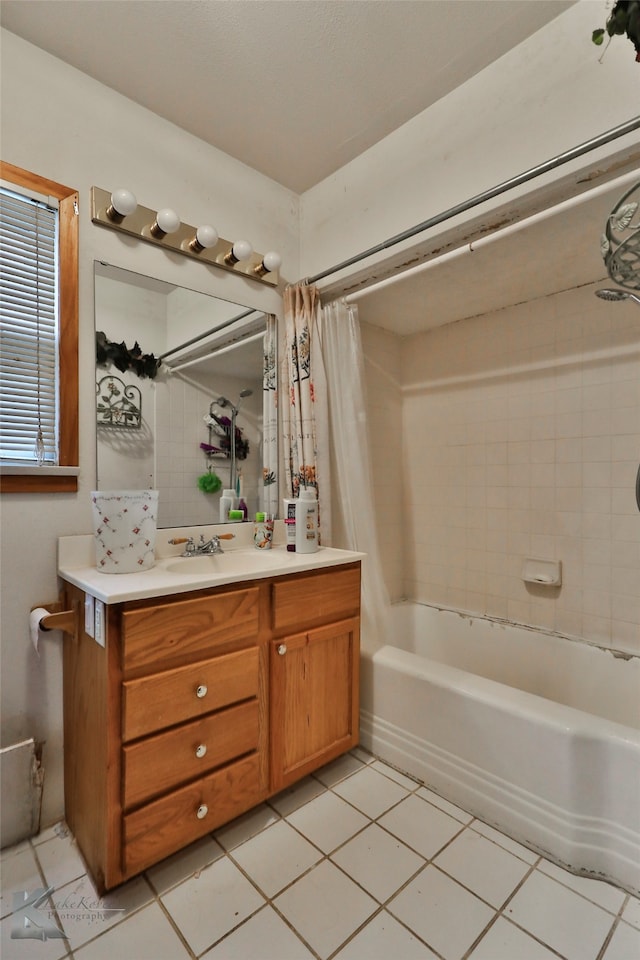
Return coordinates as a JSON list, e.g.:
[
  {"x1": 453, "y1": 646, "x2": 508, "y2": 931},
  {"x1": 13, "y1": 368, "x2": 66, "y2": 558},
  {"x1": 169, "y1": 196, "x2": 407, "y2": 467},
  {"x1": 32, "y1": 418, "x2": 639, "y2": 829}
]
[{"x1": 521, "y1": 558, "x2": 561, "y2": 586}]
